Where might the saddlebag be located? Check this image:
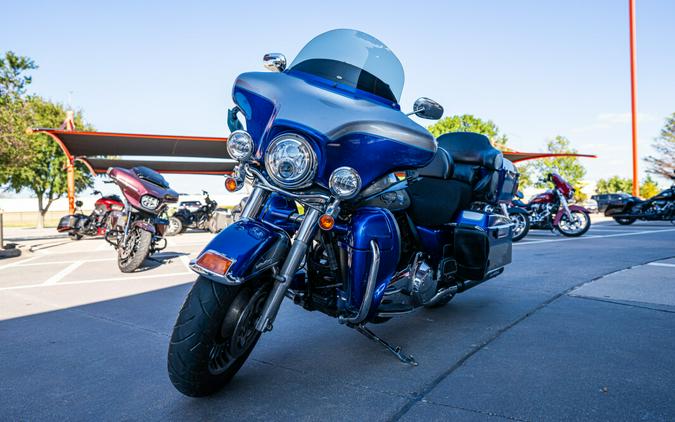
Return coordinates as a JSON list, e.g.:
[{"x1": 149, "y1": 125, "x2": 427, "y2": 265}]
[
  {"x1": 453, "y1": 211, "x2": 513, "y2": 280},
  {"x1": 57, "y1": 214, "x2": 86, "y2": 232}
]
